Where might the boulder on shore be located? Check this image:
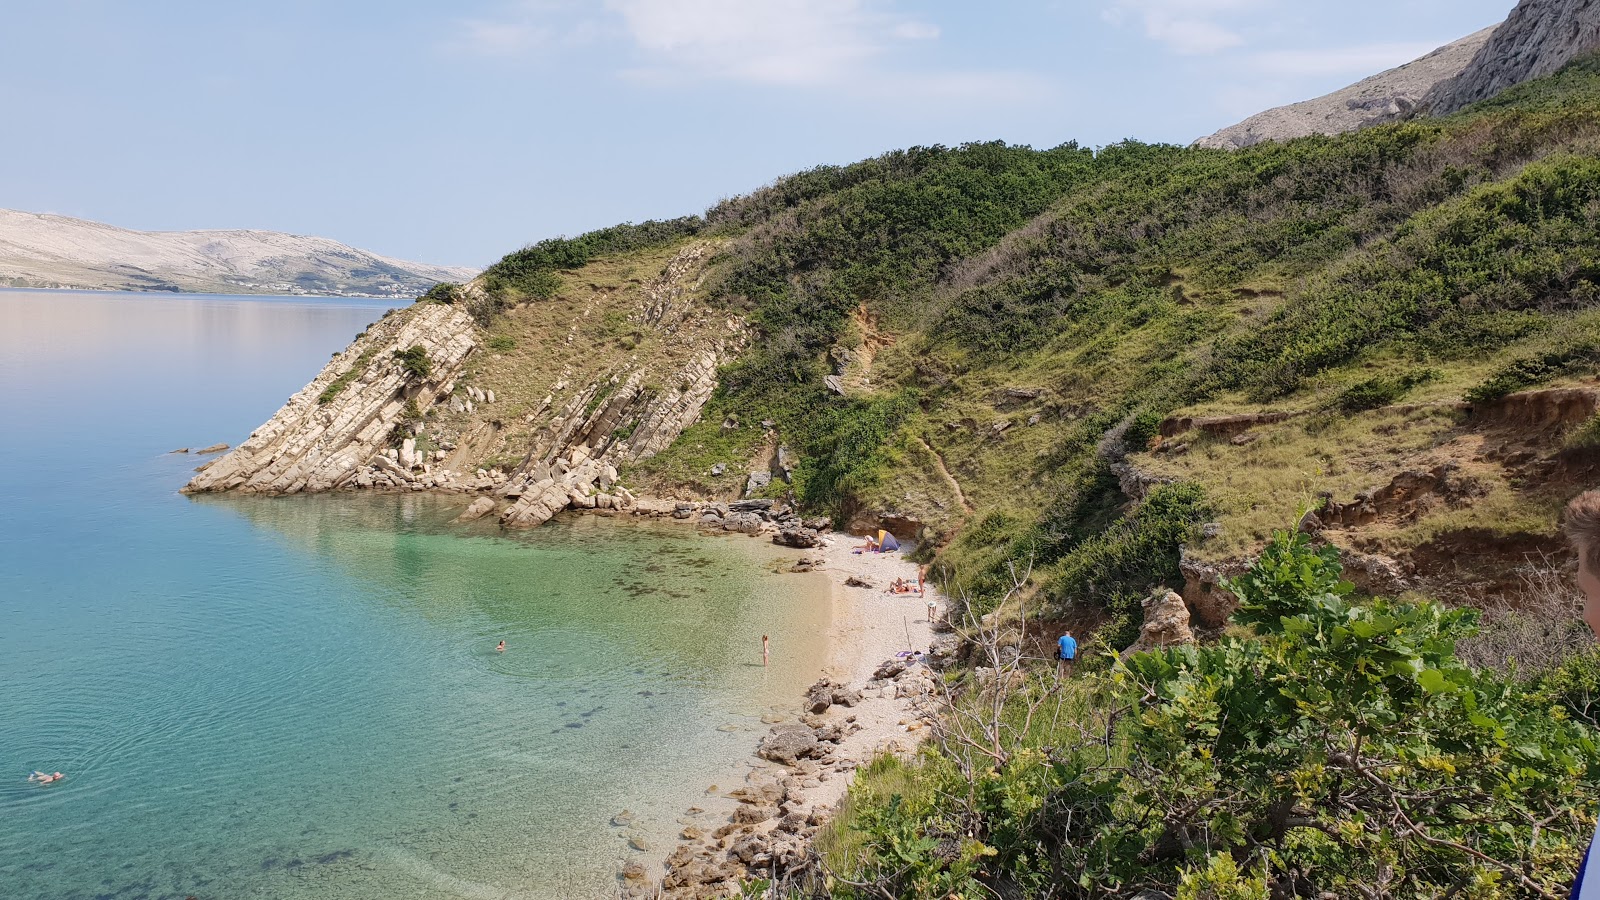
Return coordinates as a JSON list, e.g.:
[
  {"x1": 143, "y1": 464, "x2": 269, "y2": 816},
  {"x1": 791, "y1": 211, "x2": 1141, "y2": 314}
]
[
  {"x1": 772, "y1": 527, "x2": 823, "y2": 548},
  {"x1": 757, "y1": 724, "x2": 820, "y2": 765}
]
